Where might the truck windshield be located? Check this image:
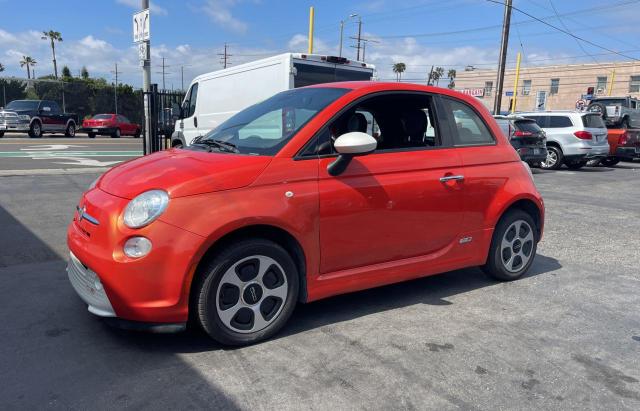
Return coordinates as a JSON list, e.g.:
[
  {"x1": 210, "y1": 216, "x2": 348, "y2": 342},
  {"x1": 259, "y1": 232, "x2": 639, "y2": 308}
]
[
  {"x1": 5, "y1": 100, "x2": 39, "y2": 111},
  {"x1": 294, "y1": 63, "x2": 373, "y2": 88},
  {"x1": 198, "y1": 87, "x2": 348, "y2": 155}
]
